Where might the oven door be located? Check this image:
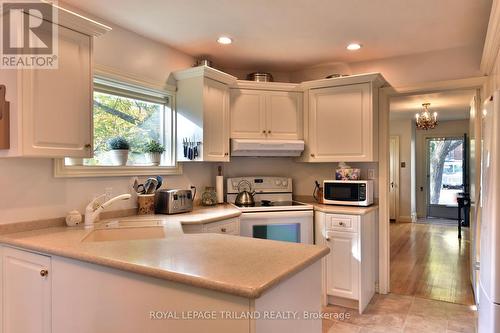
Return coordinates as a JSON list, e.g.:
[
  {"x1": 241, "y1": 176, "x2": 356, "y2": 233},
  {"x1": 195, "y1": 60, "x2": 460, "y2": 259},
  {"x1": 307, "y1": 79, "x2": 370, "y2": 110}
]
[
  {"x1": 239, "y1": 210, "x2": 313, "y2": 244},
  {"x1": 323, "y1": 182, "x2": 364, "y2": 203}
]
